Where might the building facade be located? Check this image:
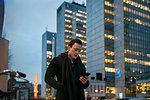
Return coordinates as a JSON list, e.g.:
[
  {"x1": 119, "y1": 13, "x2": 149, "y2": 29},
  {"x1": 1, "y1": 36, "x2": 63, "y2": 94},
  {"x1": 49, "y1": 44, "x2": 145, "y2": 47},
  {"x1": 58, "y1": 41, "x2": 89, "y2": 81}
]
[
  {"x1": 0, "y1": 38, "x2": 9, "y2": 91},
  {"x1": 86, "y1": 79, "x2": 106, "y2": 99},
  {"x1": 9, "y1": 81, "x2": 33, "y2": 100},
  {"x1": 56, "y1": 1, "x2": 87, "y2": 66},
  {"x1": 136, "y1": 77, "x2": 150, "y2": 99},
  {"x1": 86, "y1": 0, "x2": 150, "y2": 99},
  {"x1": 41, "y1": 31, "x2": 56, "y2": 99}
]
